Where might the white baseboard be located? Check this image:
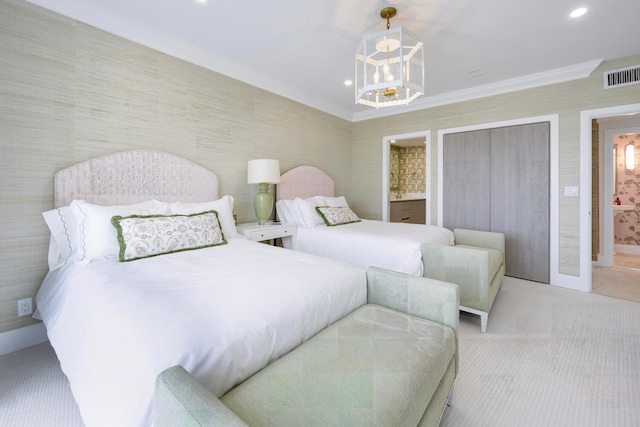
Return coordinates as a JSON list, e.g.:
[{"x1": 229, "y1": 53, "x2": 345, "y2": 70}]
[
  {"x1": 0, "y1": 322, "x2": 48, "y2": 356},
  {"x1": 615, "y1": 244, "x2": 640, "y2": 255}
]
